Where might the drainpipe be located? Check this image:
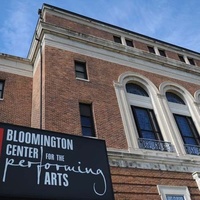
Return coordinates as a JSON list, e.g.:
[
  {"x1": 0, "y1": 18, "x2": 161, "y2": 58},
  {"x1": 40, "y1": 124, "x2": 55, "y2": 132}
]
[
  {"x1": 37, "y1": 9, "x2": 43, "y2": 129},
  {"x1": 39, "y1": 41, "x2": 43, "y2": 130}
]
